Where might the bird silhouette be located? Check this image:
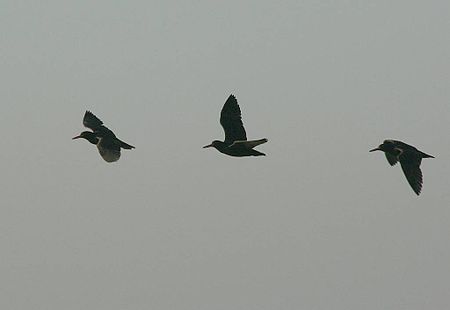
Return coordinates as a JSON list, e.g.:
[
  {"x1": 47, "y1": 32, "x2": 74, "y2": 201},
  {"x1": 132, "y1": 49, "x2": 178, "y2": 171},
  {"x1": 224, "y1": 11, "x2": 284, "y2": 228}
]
[
  {"x1": 73, "y1": 111, "x2": 135, "y2": 162},
  {"x1": 203, "y1": 94, "x2": 267, "y2": 157},
  {"x1": 370, "y1": 140, "x2": 434, "y2": 195}
]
